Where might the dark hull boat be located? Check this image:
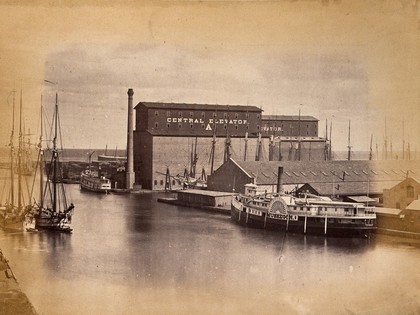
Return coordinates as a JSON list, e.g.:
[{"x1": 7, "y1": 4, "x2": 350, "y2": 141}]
[
  {"x1": 34, "y1": 208, "x2": 73, "y2": 233},
  {"x1": 231, "y1": 184, "x2": 376, "y2": 238},
  {"x1": 31, "y1": 91, "x2": 75, "y2": 233}
]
